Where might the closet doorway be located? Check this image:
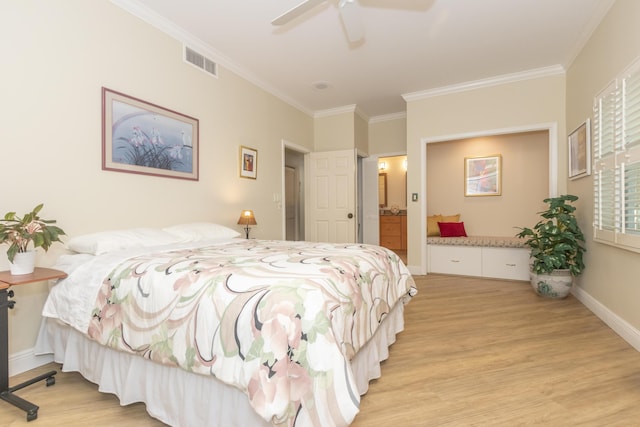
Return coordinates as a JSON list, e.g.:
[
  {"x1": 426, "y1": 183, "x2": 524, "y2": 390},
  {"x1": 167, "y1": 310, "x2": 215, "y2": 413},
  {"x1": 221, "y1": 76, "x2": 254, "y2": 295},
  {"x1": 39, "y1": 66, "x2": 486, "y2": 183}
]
[{"x1": 284, "y1": 147, "x2": 306, "y2": 241}]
